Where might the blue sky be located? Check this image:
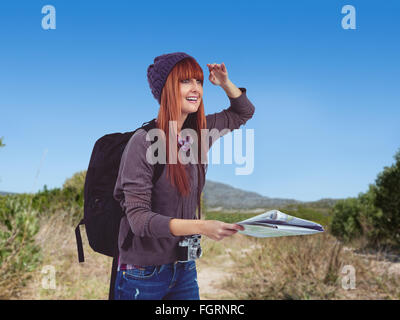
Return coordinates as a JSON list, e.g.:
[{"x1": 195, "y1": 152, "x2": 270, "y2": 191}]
[{"x1": 0, "y1": 0, "x2": 399, "y2": 201}]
